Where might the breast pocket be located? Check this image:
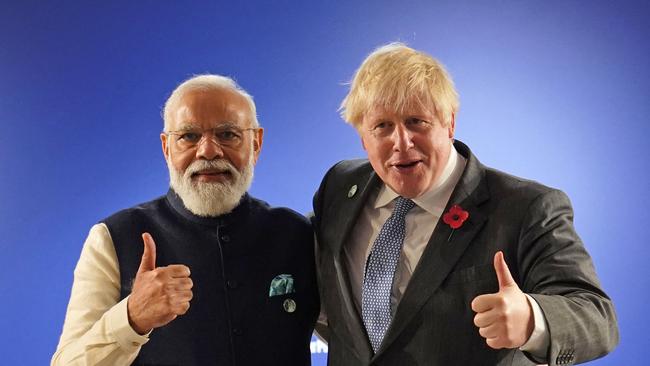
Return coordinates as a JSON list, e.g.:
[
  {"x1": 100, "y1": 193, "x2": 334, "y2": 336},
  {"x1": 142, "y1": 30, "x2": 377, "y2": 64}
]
[
  {"x1": 443, "y1": 264, "x2": 499, "y2": 298},
  {"x1": 446, "y1": 264, "x2": 496, "y2": 284},
  {"x1": 428, "y1": 264, "x2": 500, "y2": 331}
]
